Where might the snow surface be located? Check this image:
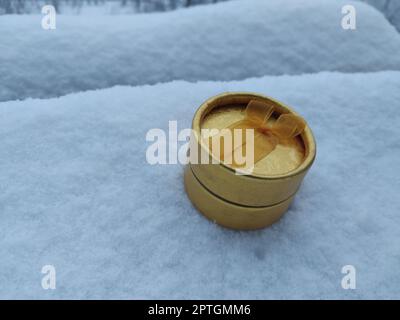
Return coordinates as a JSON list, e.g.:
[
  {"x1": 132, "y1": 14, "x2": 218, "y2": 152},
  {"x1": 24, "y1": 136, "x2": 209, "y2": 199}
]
[
  {"x1": 1, "y1": 0, "x2": 400, "y2": 102},
  {"x1": 0, "y1": 71, "x2": 399, "y2": 299}
]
